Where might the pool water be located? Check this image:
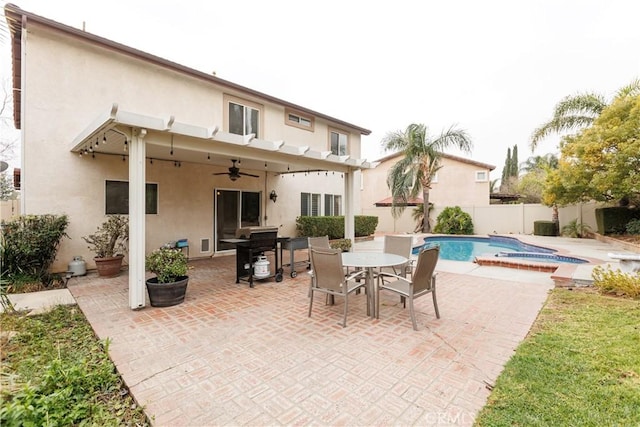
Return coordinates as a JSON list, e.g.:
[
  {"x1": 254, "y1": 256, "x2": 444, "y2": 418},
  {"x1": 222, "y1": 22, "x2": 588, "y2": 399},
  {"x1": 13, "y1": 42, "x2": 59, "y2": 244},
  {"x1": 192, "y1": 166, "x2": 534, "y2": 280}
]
[{"x1": 413, "y1": 236, "x2": 587, "y2": 264}]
